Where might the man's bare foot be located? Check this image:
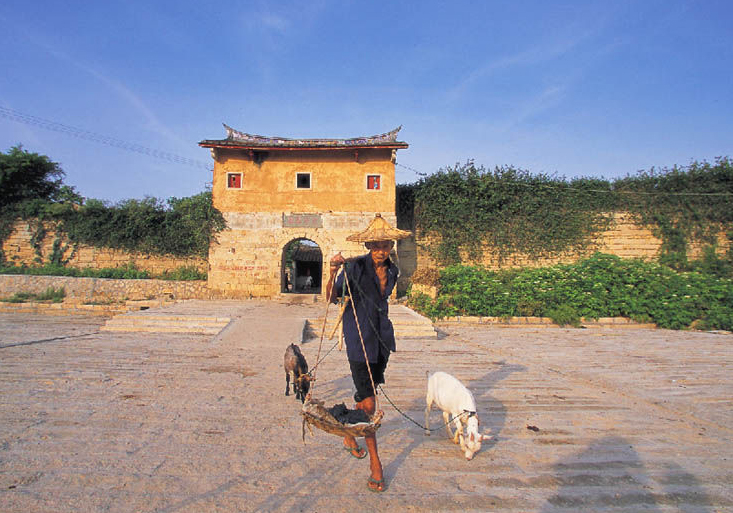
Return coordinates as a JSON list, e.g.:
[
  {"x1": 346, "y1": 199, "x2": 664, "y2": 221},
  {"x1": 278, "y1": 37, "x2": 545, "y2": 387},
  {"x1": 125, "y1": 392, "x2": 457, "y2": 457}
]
[
  {"x1": 343, "y1": 442, "x2": 367, "y2": 459},
  {"x1": 367, "y1": 476, "x2": 385, "y2": 492}
]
